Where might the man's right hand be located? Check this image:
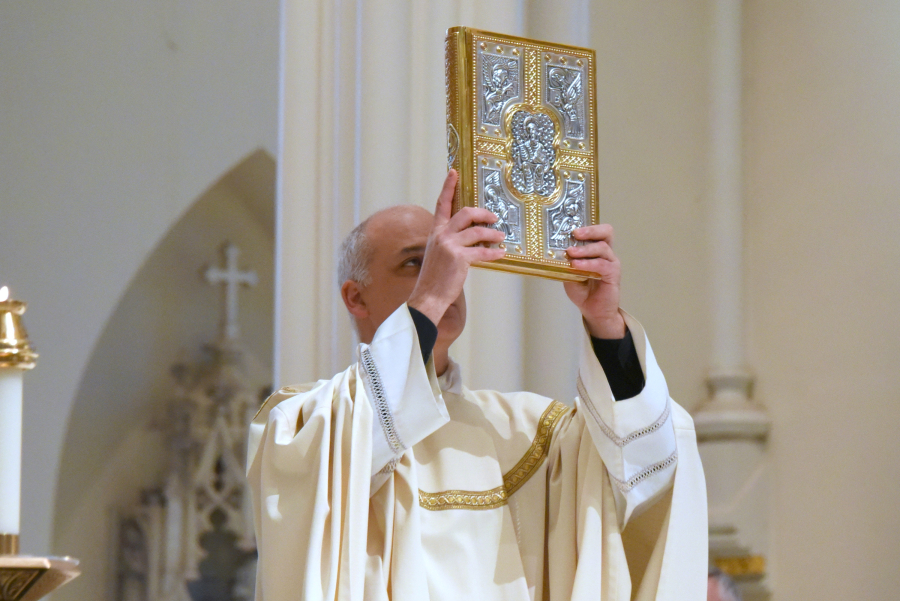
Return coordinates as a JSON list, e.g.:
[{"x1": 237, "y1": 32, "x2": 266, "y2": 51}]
[{"x1": 407, "y1": 169, "x2": 505, "y2": 325}]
